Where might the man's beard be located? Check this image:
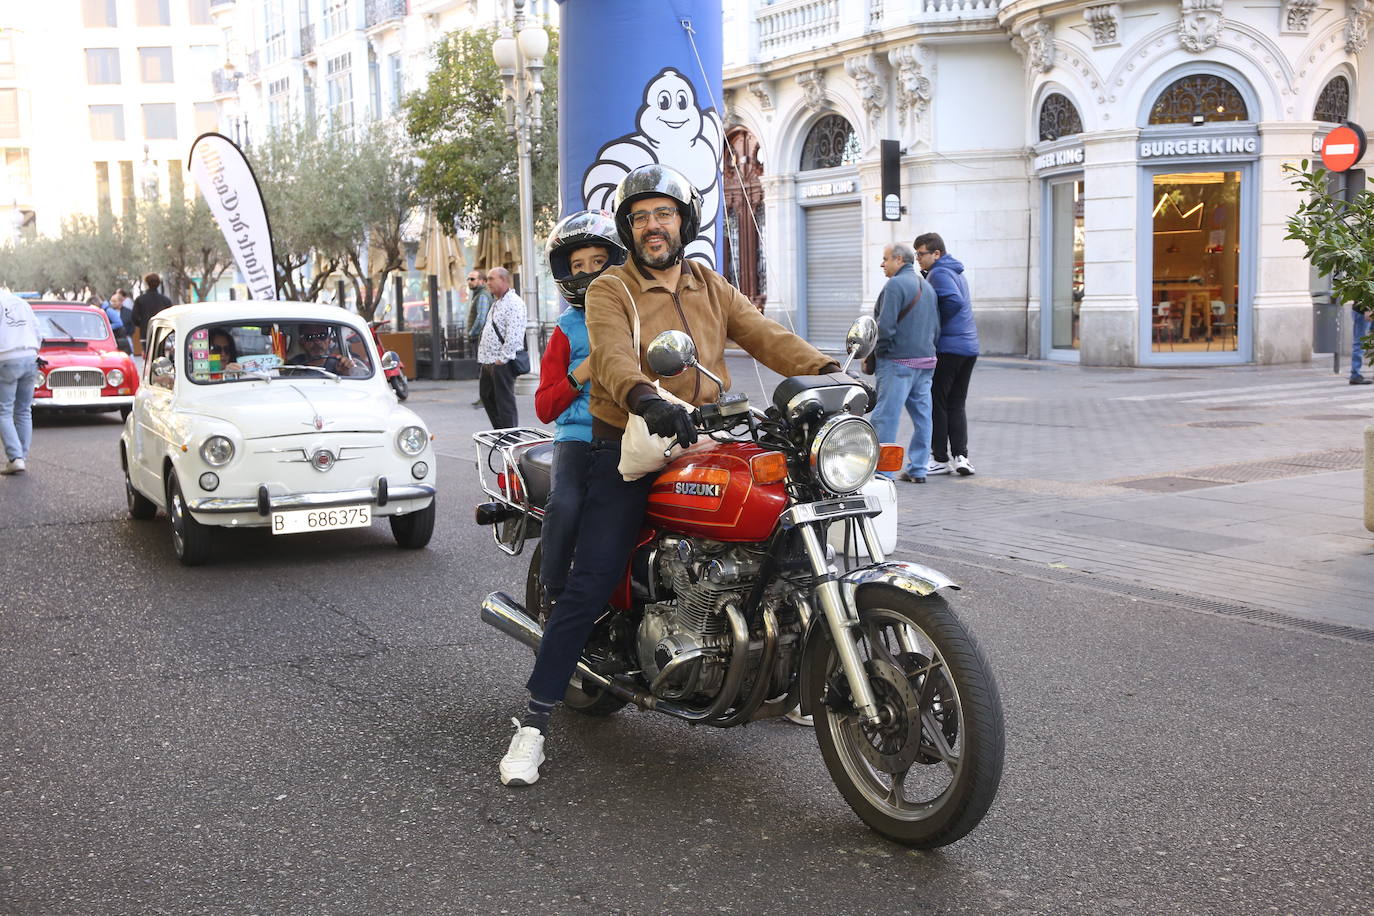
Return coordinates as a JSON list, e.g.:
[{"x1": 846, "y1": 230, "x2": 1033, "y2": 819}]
[{"x1": 635, "y1": 230, "x2": 683, "y2": 269}]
